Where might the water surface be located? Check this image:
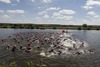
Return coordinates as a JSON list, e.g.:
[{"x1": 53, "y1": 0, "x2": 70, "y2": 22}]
[{"x1": 0, "y1": 29, "x2": 100, "y2": 67}]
